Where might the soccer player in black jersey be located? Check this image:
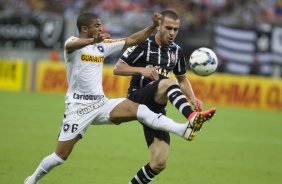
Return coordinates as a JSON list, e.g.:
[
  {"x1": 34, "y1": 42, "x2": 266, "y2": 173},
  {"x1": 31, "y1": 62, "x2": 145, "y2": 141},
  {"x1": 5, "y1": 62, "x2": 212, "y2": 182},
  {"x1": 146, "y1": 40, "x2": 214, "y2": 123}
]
[{"x1": 114, "y1": 9, "x2": 216, "y2": 184}]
